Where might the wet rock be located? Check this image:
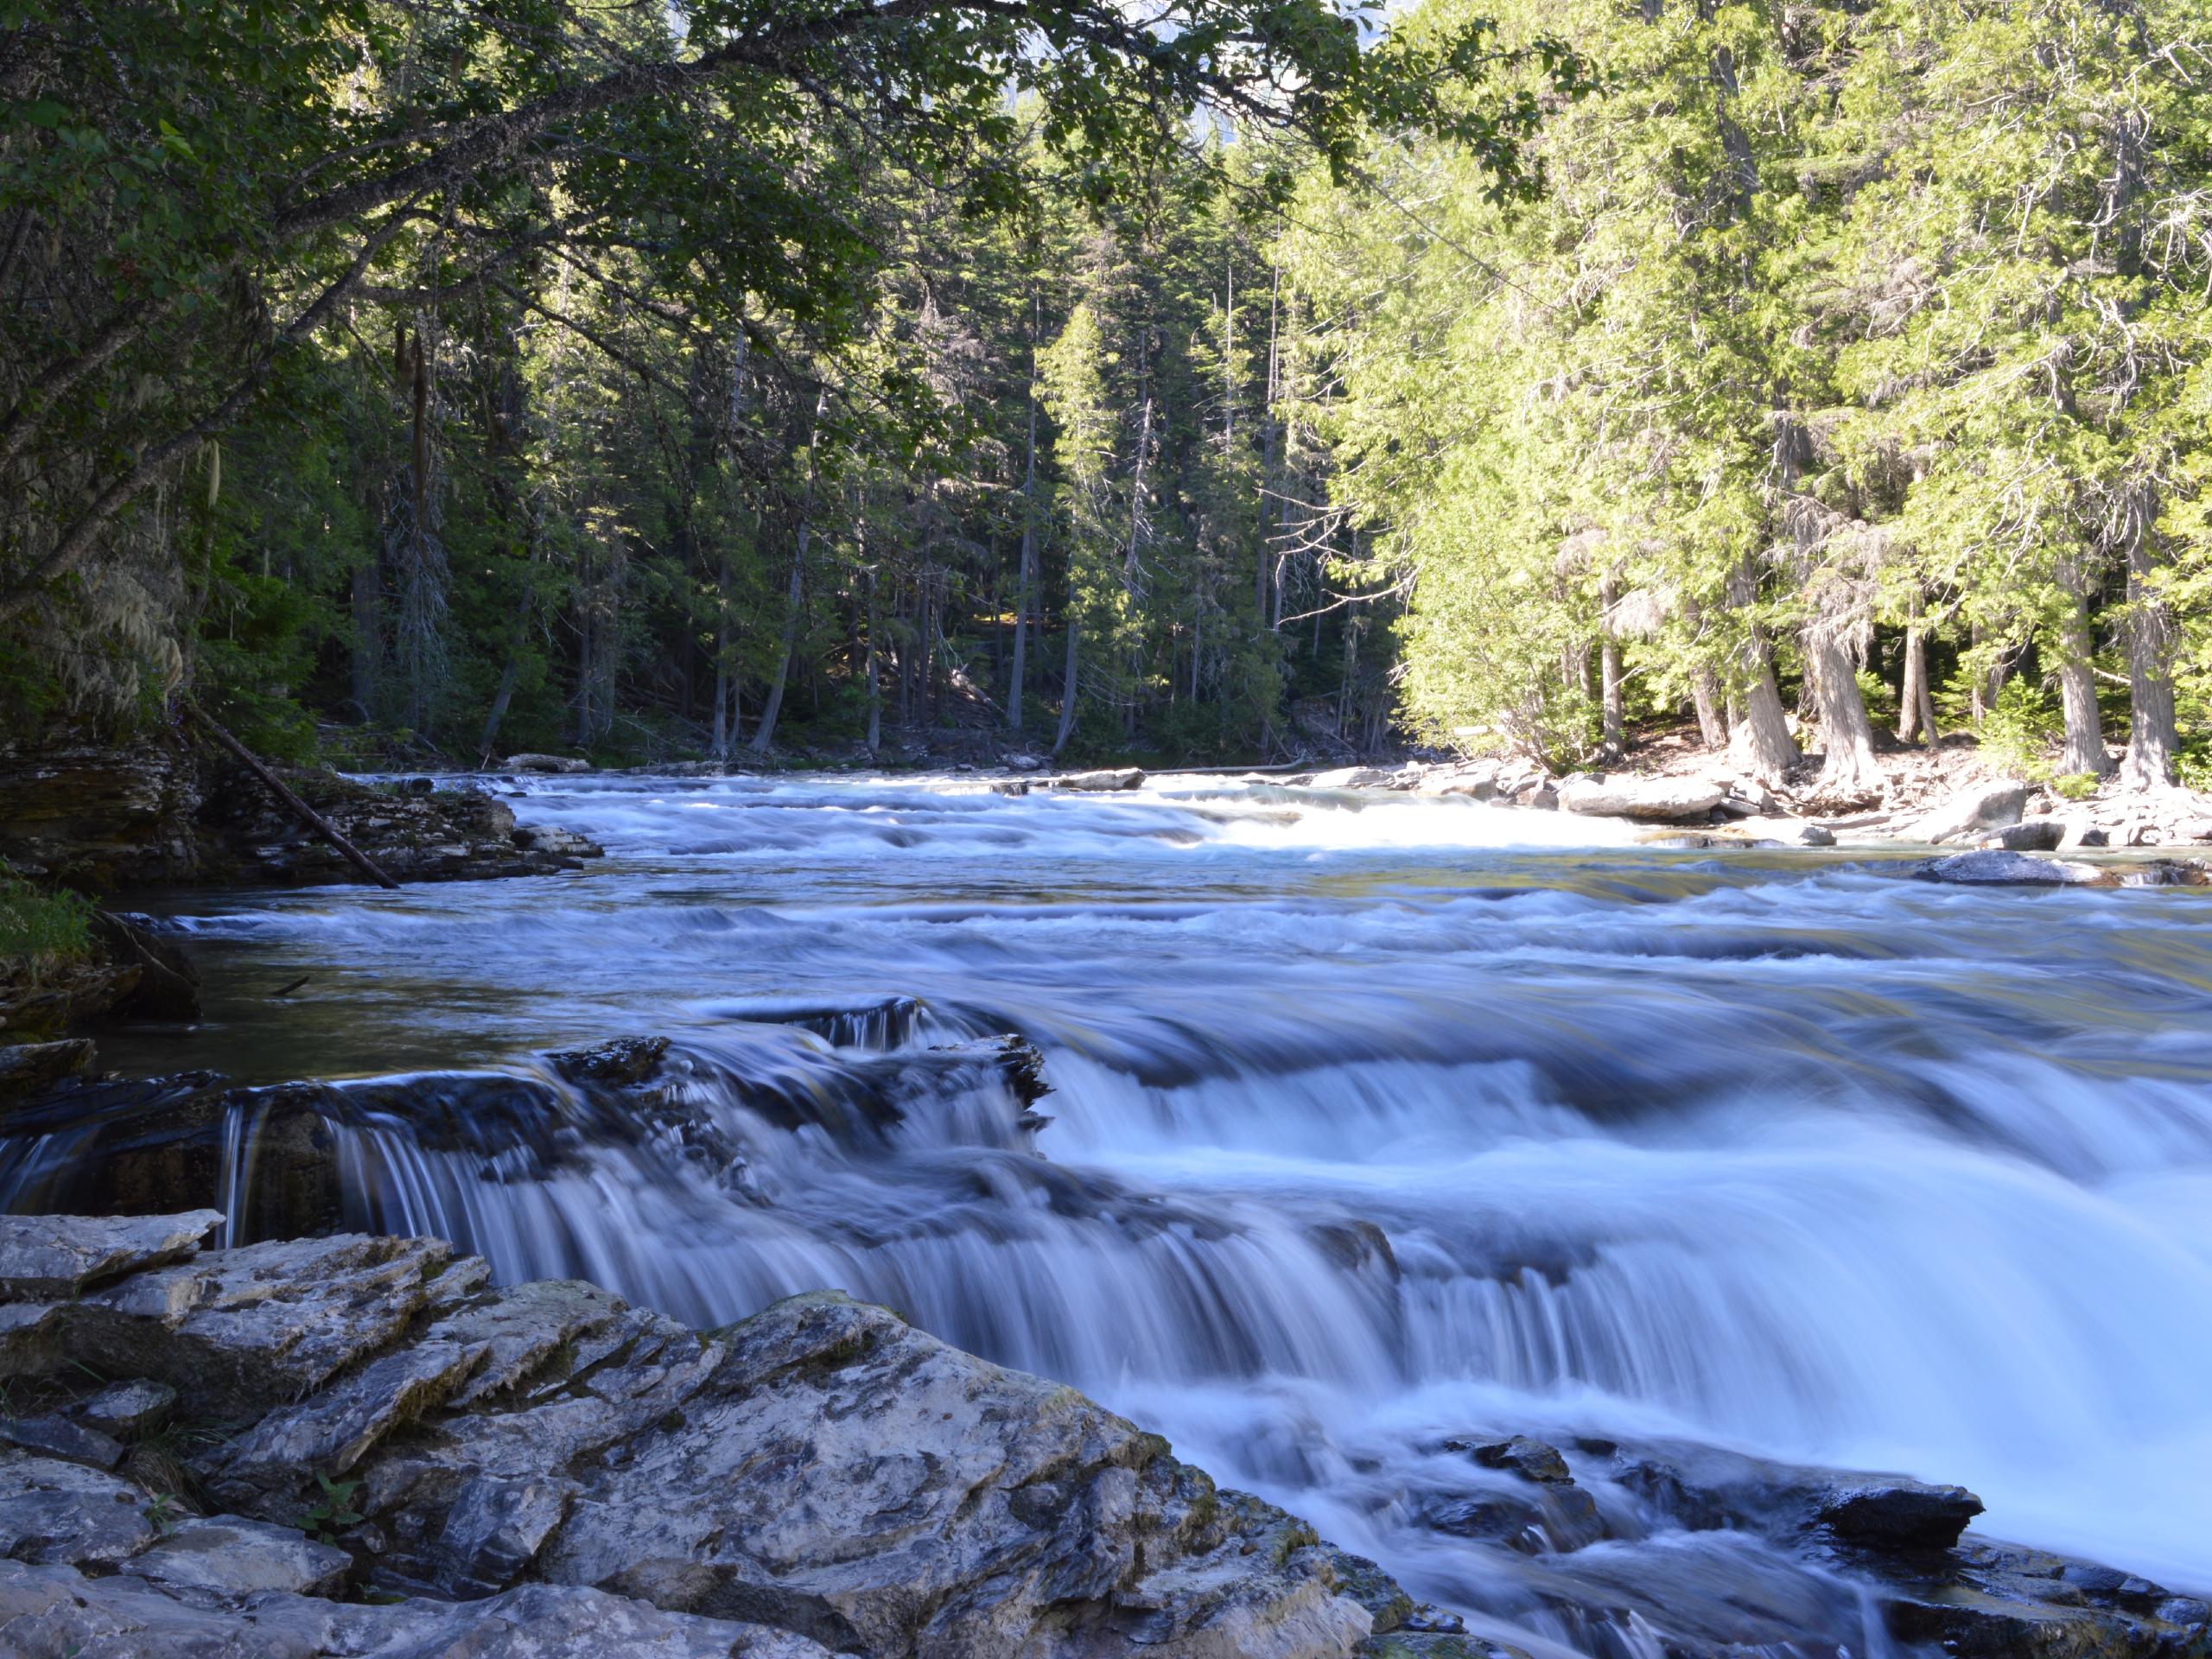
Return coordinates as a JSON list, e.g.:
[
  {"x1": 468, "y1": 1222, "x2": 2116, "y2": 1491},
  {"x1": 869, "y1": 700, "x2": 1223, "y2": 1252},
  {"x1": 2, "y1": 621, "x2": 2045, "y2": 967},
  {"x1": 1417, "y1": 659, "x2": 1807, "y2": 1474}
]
[
  {"x1": 74, "y1": 1378, "x2": 175, "y2": 1439},
  {"x1": 1459, "y1": 1436, "x2": 1572, "y2": 1484},
  {"x1": 1308, "y1": 1220, "x2": 1400, "y2": 1280},
  {"x1": 0, "y1": 1559, "x2": 850, "y2": 1658},
  {"x1": 504, "y1": 753, "x2": 594, "y2": 773},
  {"x1": 1878, "y1": 1538, "x2": 2211, "y2": 1658},
  {"x1": 0, "y1": 733, "x2": 204, "y2": 888},
  {"x1": 1311, "y1": 766, "x2": 1397, "y2": 789},
  {"x1": 1904, "y1": 779, "x2": 2032, "y2": 843},
  {"x1": 1985, "y1": 816, "x2": 2065, "y2": 852},
  {"x1": 512, "y1": 824, "x2": 602, "y2": 857},
  {"x1": 0, "y1": 1041, "x2": 95, "y2": 1103},
  {"x1": 0, "y1": 1415, "x2": 124, "y2": 1471},
  {"x1": 548, "y1": 1034, "x2": 671, "y2": 1088},
  {"x1": 0, "y1": 1210, "x2": 221, "y2": 1300},
  {"x1": 1002, "y1": 753, "x2": 1045, "y2": 771},
  {"x1": 0, "y1": 1451, "x2": 156, "y2": 1567},
  {"x1": 118, "y1": 1515, "x2": 352, "y2": 1603},
  {"x1": 1359, "y1": 1638, "x2": 1535, "y2": 1659},
  {"x1": 1816, "y1": 1480, "x2": 1981, "y2": 1549},
  {"x1": 1427, "y1": 1491, "x2": 1548, "y2": 1554},
  {"x1": 1914, "y1": 849, "x2": 2110, "y2": 887},
  {"x1": 51, "y1": 1232, "x2": 457, "y2": 1414},
  {"x1": 1058, "y1": 766, "x2": 1147, "y2": 791},
  {"x1": 0, "y1": 1215, "x2": 1385, "y2": 1657},
  {"x1": 1556, "y1": 776, "x2": 1726, "y2": 822}
]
